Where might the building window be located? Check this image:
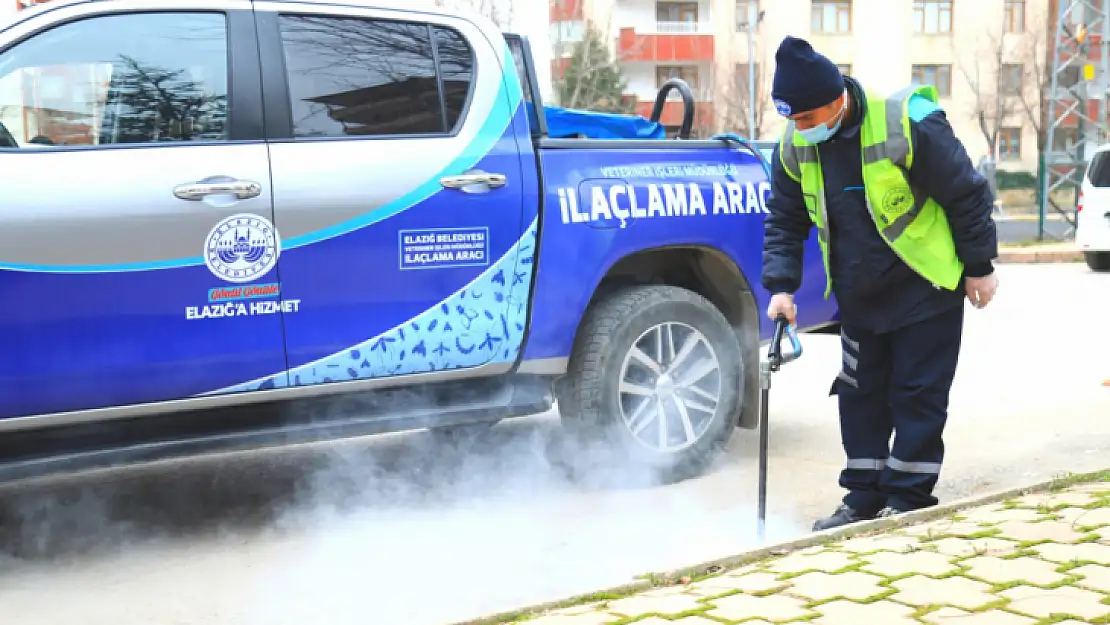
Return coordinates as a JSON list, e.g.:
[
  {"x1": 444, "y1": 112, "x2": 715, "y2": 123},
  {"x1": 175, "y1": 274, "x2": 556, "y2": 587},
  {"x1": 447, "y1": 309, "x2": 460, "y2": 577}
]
[
  {"x1": 811, "y1": 1, "x2": 852, "y2": 34},
  {"x1": 999, "y1": 127, "x2": 1022, "y2": 160},
  {"x1": 657, "y1": 65, "x2": 701, "y2": 89},
  {"x1": 550, "y1": 20, "x2": 584, "y2": 44},
  {"x1": 656, "y1": 2, "x2": 699, "y2": 23},
  {"x1": 736, "y1": 0, "x2": 759, "y2": 30},
  {"x1": 911, "y1": 64, "x2": 952, "y2": 97},
  {"x1": 1052, "y1": 125, "x2": 1079, "y2": 152},
  {"x1": 1060, "y1": 65, "x2": 1081, "y2": 89},
  {"x1": 913, "y1": 1, "x2": 952, "y2": 34},
  {"x1": 1004, "y1": 0, "x2": 1025, "y2": 33},
  {"x1": 735, "y1": 62, "x2": 761, "y2": 88},
  {"x1": 1001, "y1": 63, "x2": 1023, "y2": 95},
  {"x1": 836, "y1": 63, "x2": 852, "y2": 75}
]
